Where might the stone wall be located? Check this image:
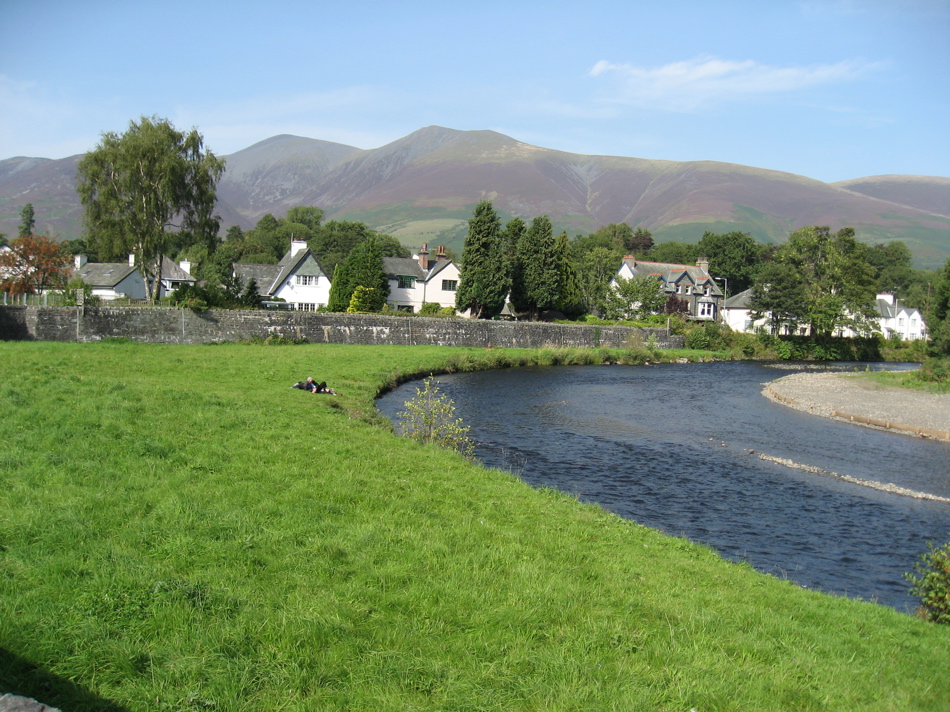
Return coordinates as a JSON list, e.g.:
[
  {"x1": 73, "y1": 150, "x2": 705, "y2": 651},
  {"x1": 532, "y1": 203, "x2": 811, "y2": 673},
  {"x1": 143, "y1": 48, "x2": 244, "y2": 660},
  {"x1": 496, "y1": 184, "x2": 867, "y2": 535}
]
[{"x1": 0, "y1": 306, "x2": 684, "y2": 349}]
